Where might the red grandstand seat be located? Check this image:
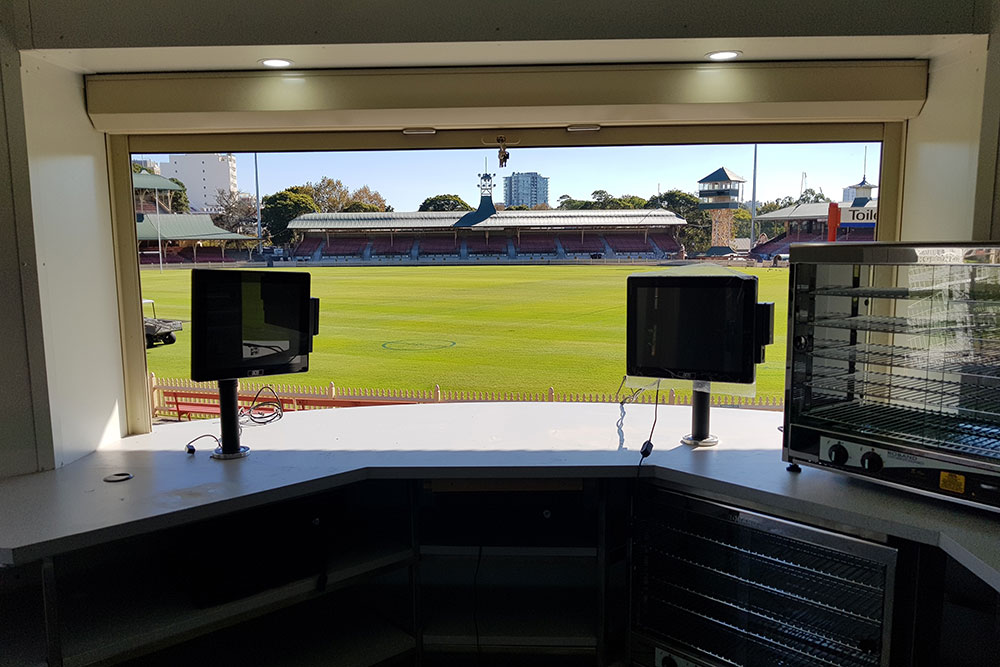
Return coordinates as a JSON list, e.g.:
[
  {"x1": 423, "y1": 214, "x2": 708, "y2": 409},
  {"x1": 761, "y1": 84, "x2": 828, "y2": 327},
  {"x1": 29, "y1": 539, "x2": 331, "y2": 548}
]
[
  {"x1": 419, "y1": 236, "x2": 458, "y2": 254},
  {"x1": 516, "y1": 234, "x2": 557, "y2": 253},
  {"x1": 558, "y1": 234, "x2": 603, "y2": 253},
  {"x1": 323, "y1": 237, "x2": 368, "y2": 256},
  {"x1": 370, "y1": 236, "x2": 414, "y2": 255},
  {"x1": 604, "y1": 233, "x2": 652, "y2": 253}
]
